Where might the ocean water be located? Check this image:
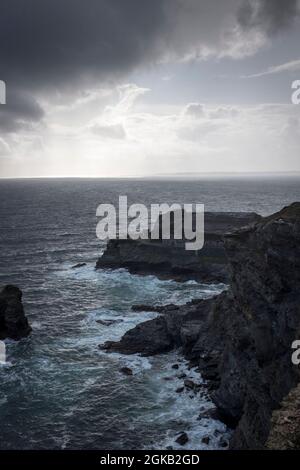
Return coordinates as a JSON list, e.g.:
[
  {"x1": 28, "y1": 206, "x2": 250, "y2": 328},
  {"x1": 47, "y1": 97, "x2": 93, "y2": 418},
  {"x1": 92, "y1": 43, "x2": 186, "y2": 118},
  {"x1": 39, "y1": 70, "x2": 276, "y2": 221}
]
[{"x1": 0, "y1": 176, "x2": 299, "y2": 450}]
